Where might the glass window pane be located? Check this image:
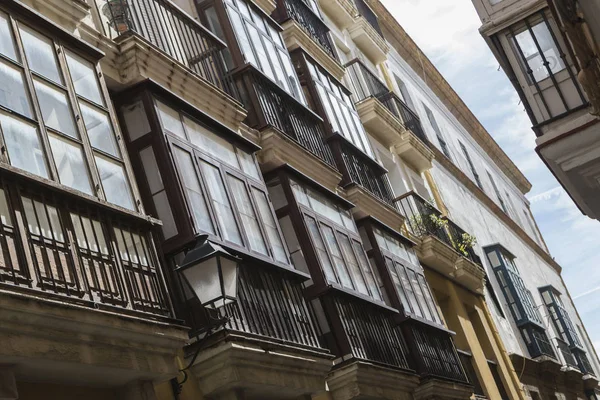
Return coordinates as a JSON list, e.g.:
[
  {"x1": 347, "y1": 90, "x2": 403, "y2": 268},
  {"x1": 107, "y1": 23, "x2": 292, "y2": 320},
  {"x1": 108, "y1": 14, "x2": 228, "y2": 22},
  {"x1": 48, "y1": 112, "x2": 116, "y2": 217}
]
[
  {"x1": 49, "y1": 135, "x2": 92, "y2": 194},
  {"x1": 291, "y1": 180, "x2": 310, "y2": 207},
  {"x1": 34, "y1": 79, "x2": 78, "y2": 138},
  {"x1": 0, "y1": 59, "x2": 32, "y2": 118},
  {"x1": 156, "y1": 101, "x2": 185, "y2": 138},
  {"x1": 515, "y1": 22, "x2": 566, "y2": 83},
  {"x1": 153, "y1": 190, "x2": 178, "y2": 239},
  {"x1": 66, "y1": 51, "x2": 104, "y2": 105},
  {"x1": 80, "y1": 102, "x2": 119, "y2": 157},
  {"x1": 19, "y1": 26, "x2": 62, "y2": 84},
  {"x1": 0, "y1": 112, "x2": 48, "y2": 178},
  {"x1": 305, "y1": 215, "x2": 336, "y2": 283},
  {"x1": 0, "y1": 189, "x2": 12, "y2": 226},
  {"x1": 354, "y1": 240, "x2": 381, "y2": 300},
  {"x1": 252, "y1": 188, "x2": 288, "y2": 264},
  {"x1": 200, "y1": 161, "x2": 243, "y2": 245},
  {"x1": 398, "y1": 264, "x2": 422, "y2": 317},
  {"x1": 184, "y1": 116, "x2": 239, "y2": 167},
  {"x1": 388, "y1": 259, "x2": 410, "y2": 311},
  {"x1": 227, "y1": 7, "x2": 257, "y2": 66},
  {"x1": 173, "y1": 147, "x2": 215, "y2": 235},
  {"x1": 321, "y1": 225, "x2": 353, "y2": 289},
  {"x1": 237, "y1": 149, "x2": 261, "y2": 180},
  {"x1": 227, "y1": 175, "x2": 267, "y2": 254},
  {"x1": 95, "y1": 155, "x2": 135, "y2": 210},
  {"x1": 419, "y1": 275, "x2": 441, "y2": 324},
  {"x1": 339, "y1": 234, "x2": 368, "y2": 295},
  {"x1": 409, "y1": 269, "x2": 432, "y2": 321},
  {"x1": 0, "y1": 13, "x2": 17, "y2": 61}
]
